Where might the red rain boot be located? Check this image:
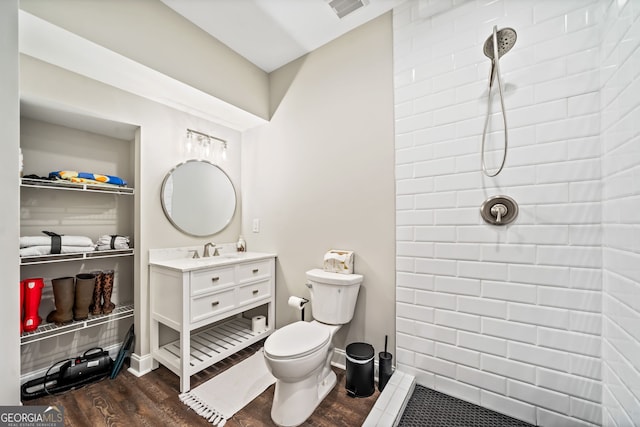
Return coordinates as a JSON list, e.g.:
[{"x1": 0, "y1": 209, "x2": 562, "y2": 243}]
[
  {"x1": 23, "y1": 278, "x2": 44, "y2": 332},
  {"x1": 20, "y1": 281, "x2": 24, "y2": 334}
]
